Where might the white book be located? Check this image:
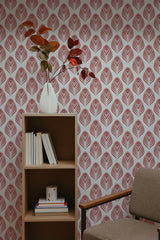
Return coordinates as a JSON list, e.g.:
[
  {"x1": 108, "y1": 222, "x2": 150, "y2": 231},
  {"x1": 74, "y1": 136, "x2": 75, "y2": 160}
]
[
  {"x1": 32, "y1": 133, "x2": 36, "y2": 165},
  {"x1": 41, "y1": 133, "x2": 57, "y2": 164},
  {"x1": 36, "y1": 204, "x2": 67, "y2": 209},
  {"x1": 45, "y1": 133, "x2": 57, "y2": 164},
  {"x1": 25, "y1": 133, "x2": 30, "y2": 165},
  {"x1": 37, "y1": 203, "x2": 66, "y2": 208},
  {"x1": 38, "y1": 198, "x2": 65, "y2": 204},
  {"x1": 25, "y1": 132, "x2": 34, "y2": 165},
  {"x1": 35, "y1": 132, "x2": 43, "y2": 165},
  {"x1": 37, "y1": 132, "x2": 43, "y2": 165},
  {"x1": 30, "y1": 132, "x2": 33, "y2": 165},
  {"x1": 35, "y1": 204, "x2": 68, "y2": 213},
  {"x1": 41, "y1": 134, "x2": 54, "y2": 164},
  {"x1": 35, "y1": 133, "x2": 39, "y2": 165}
]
